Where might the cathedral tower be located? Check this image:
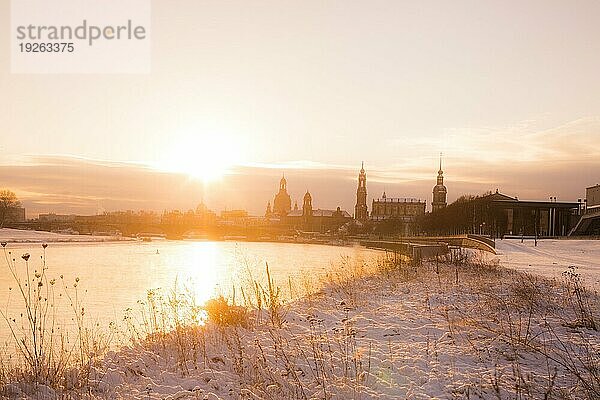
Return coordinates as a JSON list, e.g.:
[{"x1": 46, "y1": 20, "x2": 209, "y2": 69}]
[
  {"x1": 302, "y1": 191, "x2": 313, "y2": 228},
  {"x1": 354, "y1": 162, "x2": 368, "y2": 220},
  {"x1": 432, "y1": 154, "x2": 447, "y2": 212}
]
